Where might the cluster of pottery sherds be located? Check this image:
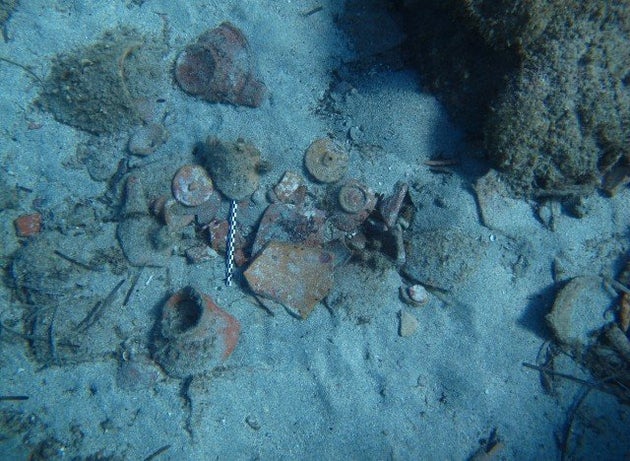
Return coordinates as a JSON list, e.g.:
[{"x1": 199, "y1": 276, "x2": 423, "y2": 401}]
[{"x1": 113, "y1": 21, "x2": 431, "y2": 378}]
